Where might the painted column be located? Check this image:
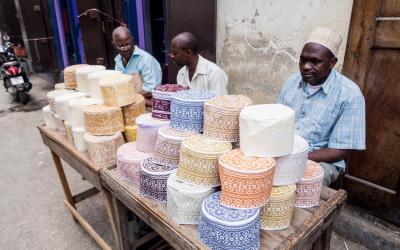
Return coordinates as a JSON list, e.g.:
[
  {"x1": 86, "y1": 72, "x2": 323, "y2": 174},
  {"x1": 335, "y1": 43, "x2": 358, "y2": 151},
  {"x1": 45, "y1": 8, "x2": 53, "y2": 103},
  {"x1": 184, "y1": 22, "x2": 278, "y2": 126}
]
[{"x1": 65, "y1": 0, "x2": 86, "y2": 63}]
